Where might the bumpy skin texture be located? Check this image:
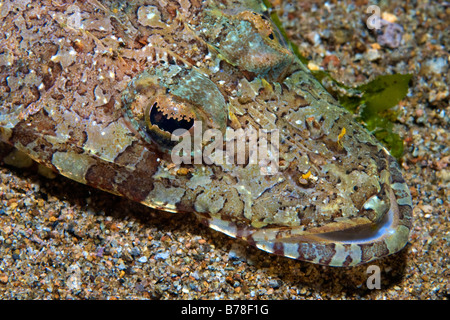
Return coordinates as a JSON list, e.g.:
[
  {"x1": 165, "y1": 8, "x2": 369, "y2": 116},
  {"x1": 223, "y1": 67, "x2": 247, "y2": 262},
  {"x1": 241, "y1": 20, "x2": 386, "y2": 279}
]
[{"x1": 0, "y1": 0, "x2": 412, "y2": 266}]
